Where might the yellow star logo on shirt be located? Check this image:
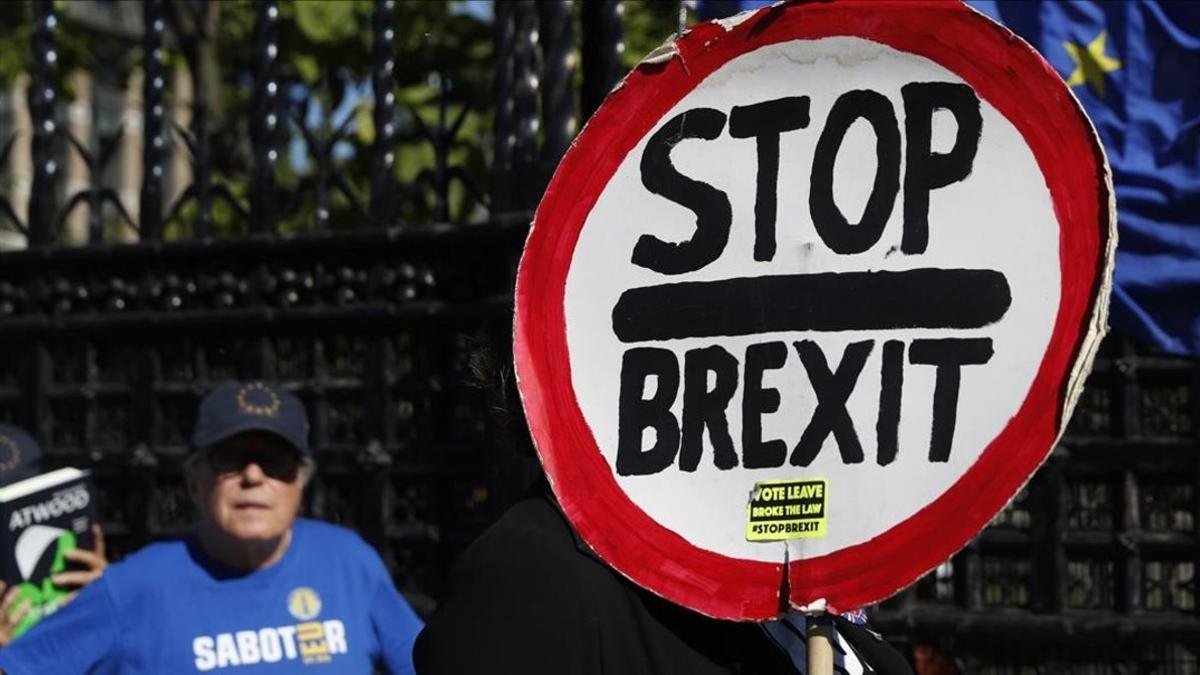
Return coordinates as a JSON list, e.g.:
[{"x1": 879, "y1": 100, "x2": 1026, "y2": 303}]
[{"x1": 1063, "y1": 30, "x2": 1121, "y2": 98}]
